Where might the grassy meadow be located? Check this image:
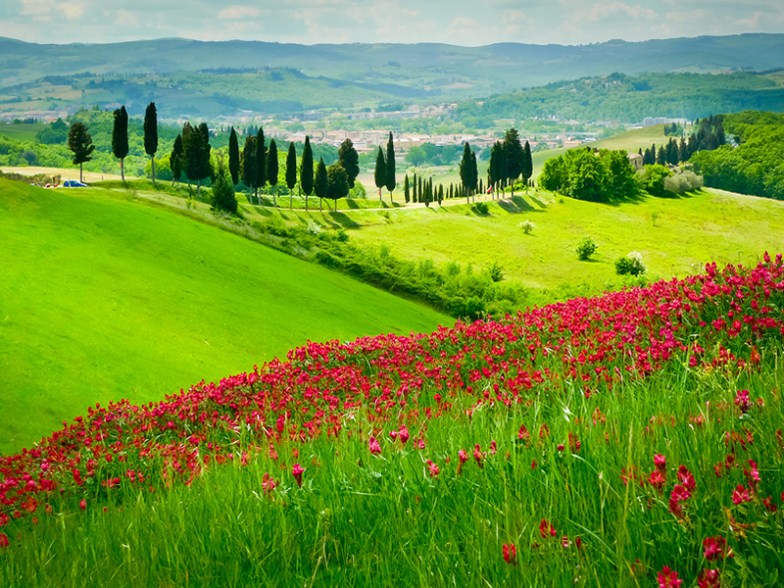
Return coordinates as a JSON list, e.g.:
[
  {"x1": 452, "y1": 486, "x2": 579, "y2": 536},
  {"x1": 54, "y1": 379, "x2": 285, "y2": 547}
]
[
  {"x1": 0, "y1": 178, "x2": 450, "y2": 453},
  {"x1": 1, "y1": 256, "x2": 783, "y2": 586}
]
